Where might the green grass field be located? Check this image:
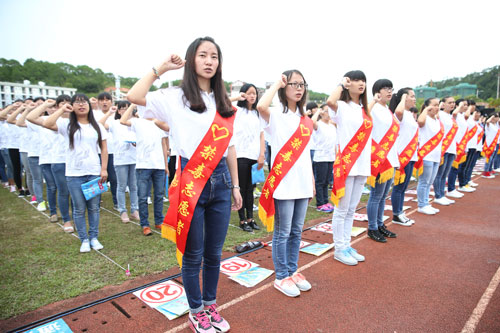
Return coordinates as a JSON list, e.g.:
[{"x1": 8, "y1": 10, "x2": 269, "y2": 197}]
[{"x1": 0, "y1": 180, "x2": 343, "y2": 320}]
